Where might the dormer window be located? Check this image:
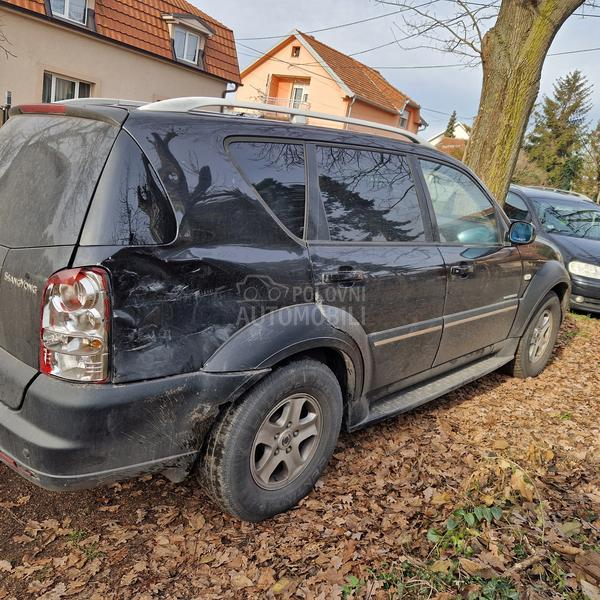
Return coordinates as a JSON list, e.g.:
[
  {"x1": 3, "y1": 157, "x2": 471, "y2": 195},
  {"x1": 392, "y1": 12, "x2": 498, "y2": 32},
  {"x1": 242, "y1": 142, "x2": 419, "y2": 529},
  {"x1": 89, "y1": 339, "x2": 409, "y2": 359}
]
[
  {"x1": 50, "y1": 0, "x2": 87, "y2": 24},
  {"x1": 162, "y1": 14, "x2": 214, "y2": 68},
  {"x1": 174, "y1": 27, "x2": 200, "y2": 64}
]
